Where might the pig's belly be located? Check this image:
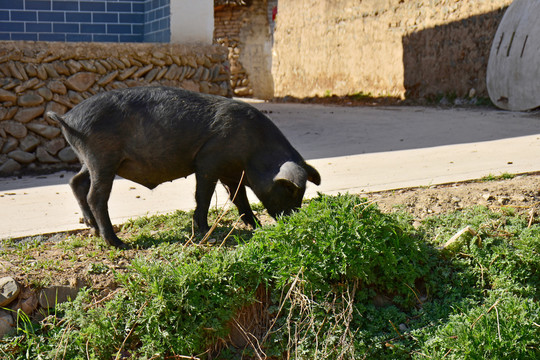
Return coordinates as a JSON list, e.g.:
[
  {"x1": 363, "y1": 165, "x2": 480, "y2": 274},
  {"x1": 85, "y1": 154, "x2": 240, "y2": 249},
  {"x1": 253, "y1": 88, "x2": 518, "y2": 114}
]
[{"x1": 117, "y1": 157, "x2": 194, "y2": 190}]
